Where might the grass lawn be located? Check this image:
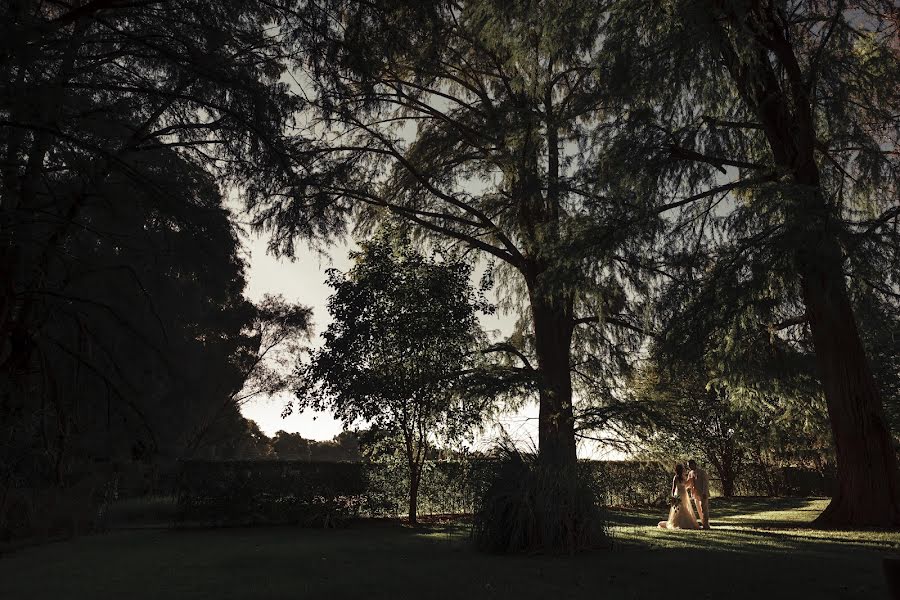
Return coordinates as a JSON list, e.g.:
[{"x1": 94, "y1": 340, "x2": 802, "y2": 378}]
[{"x1": 1, "y1": 498, "x2": 898, "y2": 599}]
